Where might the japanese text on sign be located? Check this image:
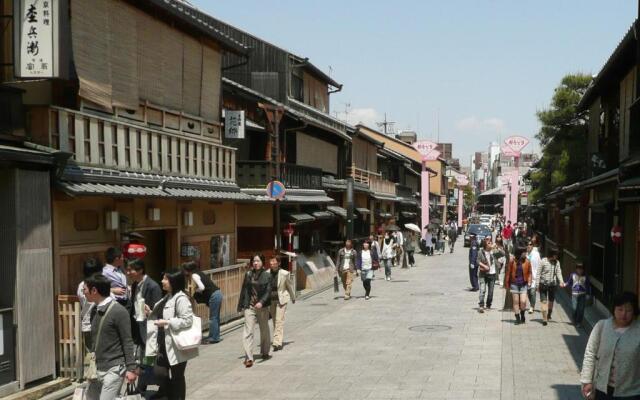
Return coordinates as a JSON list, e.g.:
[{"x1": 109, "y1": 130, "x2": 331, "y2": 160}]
[
  {"x1": 19, "y1": 0, "x2": 55, "y2": 78},
  {"x1": 503, "y1": 136, "x2": 529, "y2": 152},
  {"x1": 224, "y1": 110, "x2": 245, "y2": 139}
]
